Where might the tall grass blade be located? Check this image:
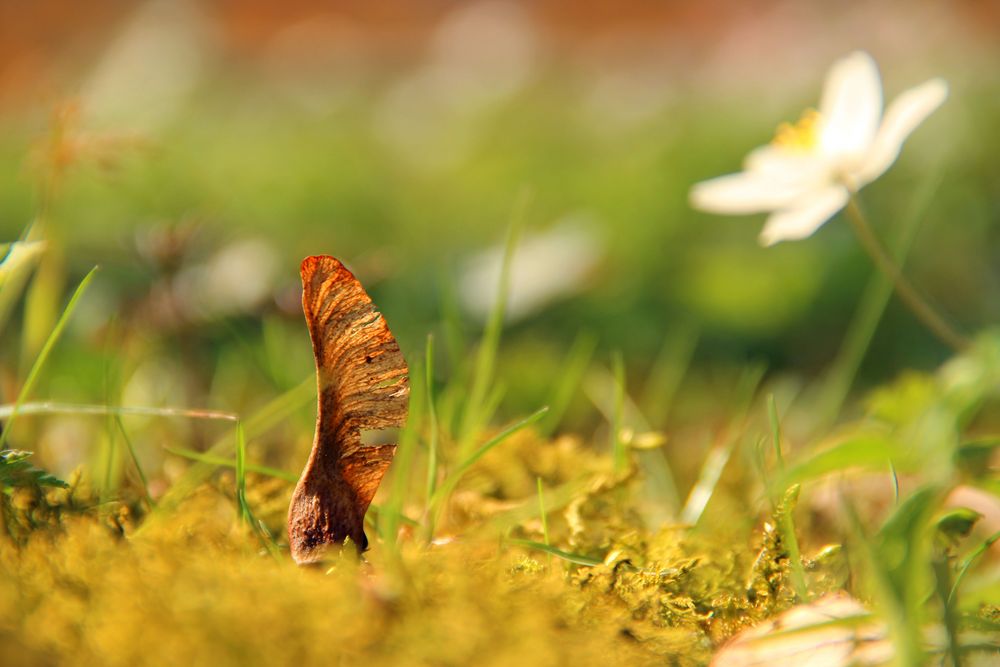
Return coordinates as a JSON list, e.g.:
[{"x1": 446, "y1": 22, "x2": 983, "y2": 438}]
[
  {"x1": 457, "y1": 189, "x2": 530, "y2": 456},
  {"x1": 768, "y1": 393, "x2": 784, "y2": 469},
  {"x1": 765, "y1": 397, "x2": 808, "y2": 600},
  {"x1": 235, "y1": 421, "x2": 249, "y2": 522},
  {"x1": 537, "y1": 477, "x2": 550, "y2": 546},
  {"x1": 680, "y1": 363, "x2": 765, "y2": 525},
  {"x1": 437, "y1": 269, "x2": 468, "y2": 381},
  {"x1": 484, "y1": 475, "x2": 591, "y2": 535},
  {"x1": 115, "y1": 416, "x2": 153, "y2": 507},
  {"x1": 230, "y1": 422, "x2": 279, "y2": 558},
  {"x1": 21, "y1": 244, "x2": 67, "y2": 370},
  {"x1": 0, "y1": 265, "x2": 98, "y2": 450},
  {"x1": 382, "y1": 357, "x2": 424, "y2": 547},
  {"x1": 164, "y1": 446, "x2": 297, "y2": 482},
  {"x1": 776, "y1": 484, "x2": 810, "y2": 602},
  {"x1": 428, "y1": 406, "x2": 548, "y2": 535},
  {"x1": 932, "y1": 555, "x2": 964, "y2": 667},
  {"x1": 506, "y1": 538, "x2": 602, "y2": 567},
  {"x1": 611, "y1": 351, "x2": 626, "y2": 477},
  {"x1": 425, "y1": 334, "x2": 440, "y2": 503},
  {"x1": 151, "y1": 375, "x2": 314, "y2": 516},
  {"x1": 585, "y1": 361, "x2": 680, "y2": 514},
  {"x1": 641, "y1": 322, "x2": 698, "y2": 428},
  {"x1": 842, "y1": 496, "x2": 927, "y2": 667},
  {"x1": 540, "y1": 331, "x2": 596, "y2": 437}
]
